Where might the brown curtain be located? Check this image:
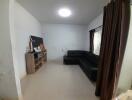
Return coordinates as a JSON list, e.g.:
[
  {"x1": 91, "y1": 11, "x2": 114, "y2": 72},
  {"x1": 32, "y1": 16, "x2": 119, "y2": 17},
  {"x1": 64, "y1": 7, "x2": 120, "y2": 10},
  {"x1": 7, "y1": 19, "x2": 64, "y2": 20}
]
[
  {"x1": 95, "y1": 0, "x2": 130, "y2": 100},
  {"x1": 90, "y1": 29, "x2": 95, "y2": 53}
]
